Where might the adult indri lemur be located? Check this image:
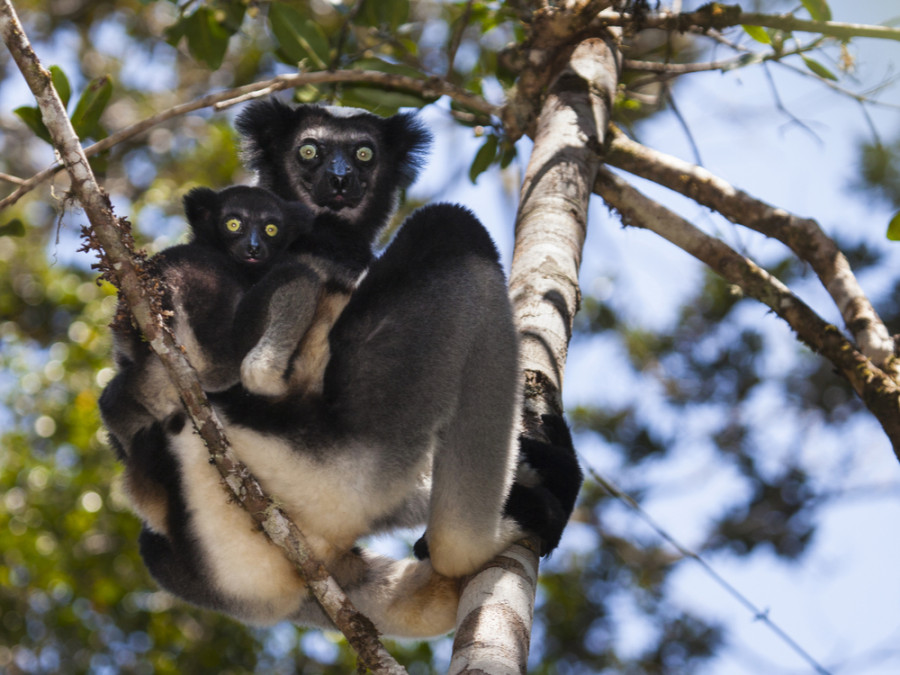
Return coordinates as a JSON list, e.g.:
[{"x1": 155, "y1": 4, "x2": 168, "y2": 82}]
[{"x1": 100, "y1": 100, "x2": 582, "y2": 638}]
